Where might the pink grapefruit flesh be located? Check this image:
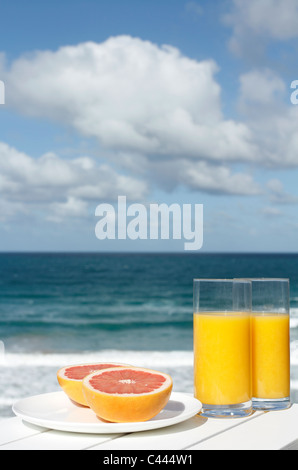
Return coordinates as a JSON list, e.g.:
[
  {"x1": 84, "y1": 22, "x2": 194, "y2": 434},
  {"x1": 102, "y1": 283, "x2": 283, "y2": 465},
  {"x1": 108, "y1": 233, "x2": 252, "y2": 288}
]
[
  {"x1": 82, "y1": 366, "x2": 173, "y2": 422},
  {"x1": 57, "y1": 362, "x2": 128, "y2": 406}
]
